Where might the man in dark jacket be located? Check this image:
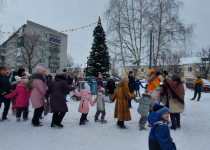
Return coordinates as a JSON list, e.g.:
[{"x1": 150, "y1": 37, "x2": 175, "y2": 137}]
[
  {"x1": 62, "y1": 69, "x2": 72, "y2": 85},
  {"x1": 128, "y1": 71, "x2": 136, "y2": 108},
  {"x1": 106, "y1": 76, "x2": 116, "y2": 98},
  {"x1": 0, "y1": 66, "x2": 12, "y2": 121}
]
